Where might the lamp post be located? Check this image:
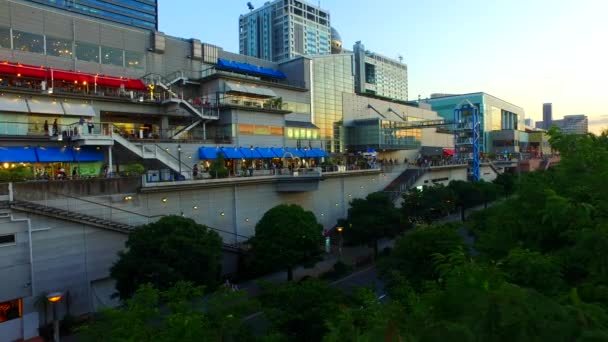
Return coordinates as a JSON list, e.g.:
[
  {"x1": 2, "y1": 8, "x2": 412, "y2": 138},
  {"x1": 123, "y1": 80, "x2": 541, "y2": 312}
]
[
  {"x1": 46, "y1": 292, "x2": 63, "y2": 342},
  {"x1": 336, "y1": 226, "x2": 343, "y2": 257},
  {"x1": 177, "y1": 144, "x2": 182, "y2": 179}
]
